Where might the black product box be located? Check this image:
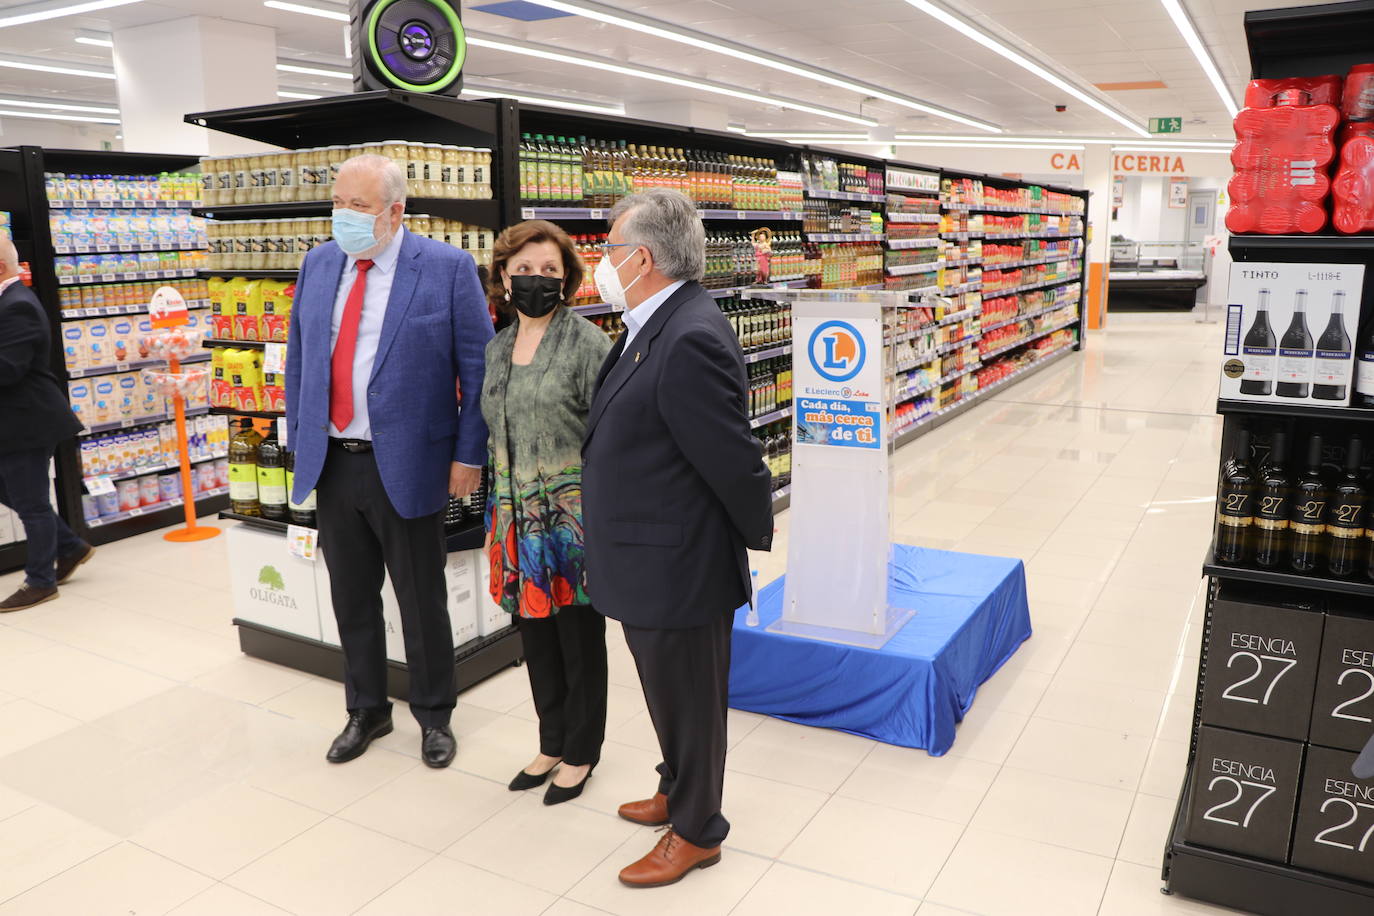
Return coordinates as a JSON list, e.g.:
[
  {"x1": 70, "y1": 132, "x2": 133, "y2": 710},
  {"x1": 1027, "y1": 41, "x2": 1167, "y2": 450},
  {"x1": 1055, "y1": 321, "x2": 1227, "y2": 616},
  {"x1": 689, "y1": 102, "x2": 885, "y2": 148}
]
[
  {"x1": 1309, "y1": 612, "x2": 1374, "y2": 755},
  {"x1": 1200, "y1": 592, "x2": 1326, "y2": 741},
  {"x1": 1291, "y1": 744, "x2": 1374, "y2": 884},
  {"x1": 1185, "y1": 725, "x2": 1305, "y2": 863}
]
